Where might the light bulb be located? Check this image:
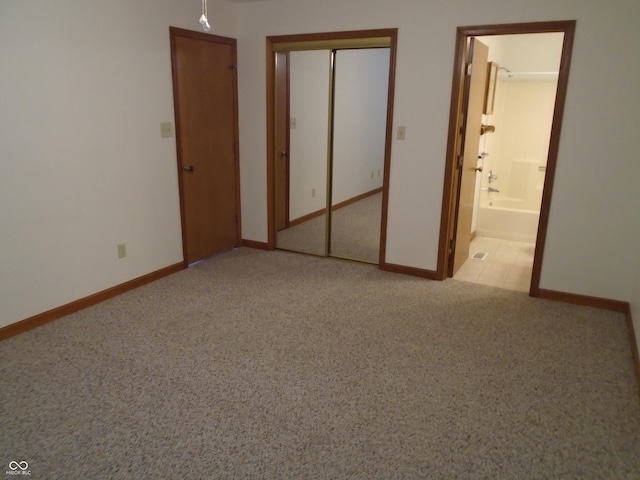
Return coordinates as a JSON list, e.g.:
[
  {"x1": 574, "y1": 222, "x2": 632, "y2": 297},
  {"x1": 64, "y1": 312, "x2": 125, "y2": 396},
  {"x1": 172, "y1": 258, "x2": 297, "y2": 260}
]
[{"x1": 199, "y1": 13, "x2": 211, "y2": 32}]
